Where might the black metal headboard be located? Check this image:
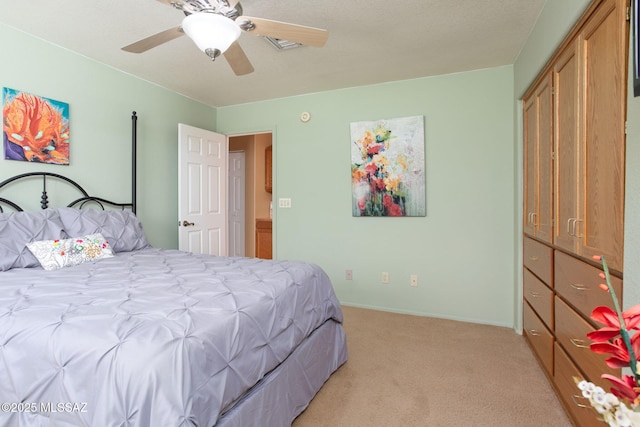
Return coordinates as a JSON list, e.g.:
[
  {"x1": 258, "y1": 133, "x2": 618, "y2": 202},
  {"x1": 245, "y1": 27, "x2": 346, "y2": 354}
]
[{"x1": 0, "y1": 112, "x2": 138, "y2": 213}]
